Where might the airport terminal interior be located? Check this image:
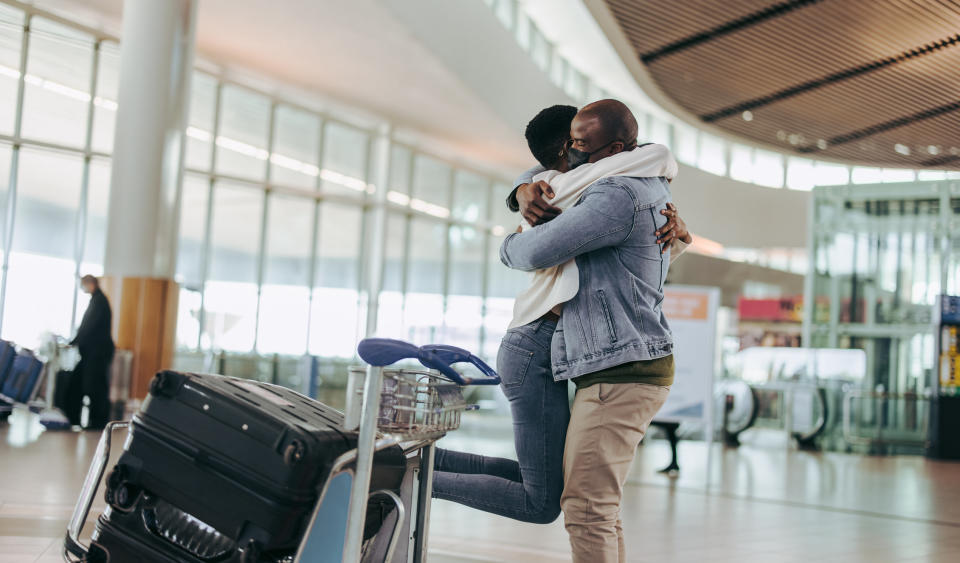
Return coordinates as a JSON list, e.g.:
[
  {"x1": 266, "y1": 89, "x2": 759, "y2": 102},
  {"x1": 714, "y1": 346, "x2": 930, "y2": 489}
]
[{"x1": 0, "y1": 0, "x2": 959, "y2": 561}]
